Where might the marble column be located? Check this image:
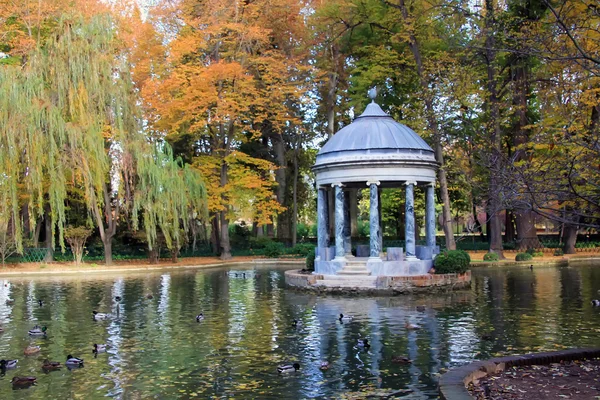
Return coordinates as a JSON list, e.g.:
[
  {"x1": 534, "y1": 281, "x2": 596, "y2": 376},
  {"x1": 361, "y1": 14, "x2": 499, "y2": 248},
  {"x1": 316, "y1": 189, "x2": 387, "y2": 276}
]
[
  {"x1": 367, "y1": 181, "x2": 382, "y2": 260},
  {"x1": 405, "y1": 181, "x2": 417, "y2": 260},
  {"x1": 426, "y1": 183, "x2": 436, "y2": 247},
  {"x1": 343, "y1": 191, "x2": 352, "y2": 256},
  {"x1": 317, "y1": 188, "x2": 329, "y2": 260},
  {"x1": 378, "y1": 187, "x2": 383, "y2": 255},
  {"x1": 350, "y1": 189, "x2": 358, "y2": 237},
  {"x1": 333, "y1": 183, "x2": 346, "y2": 261}
]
